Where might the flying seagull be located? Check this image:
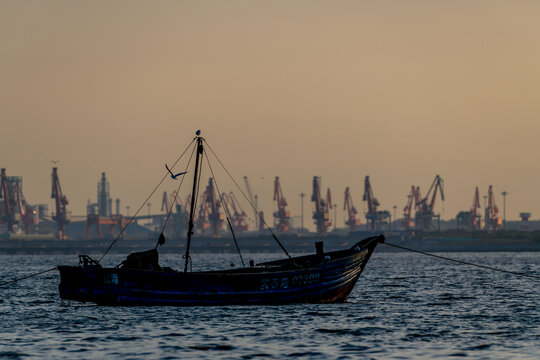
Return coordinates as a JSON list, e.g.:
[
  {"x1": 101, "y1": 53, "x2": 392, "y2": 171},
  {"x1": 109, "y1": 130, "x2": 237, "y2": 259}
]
[
  {"x1": 51, "y1": 160, "x2": 59, "y2": 164},
  {"x1": 165, "y1": 164, "x2": 187, "y2": 180}
]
